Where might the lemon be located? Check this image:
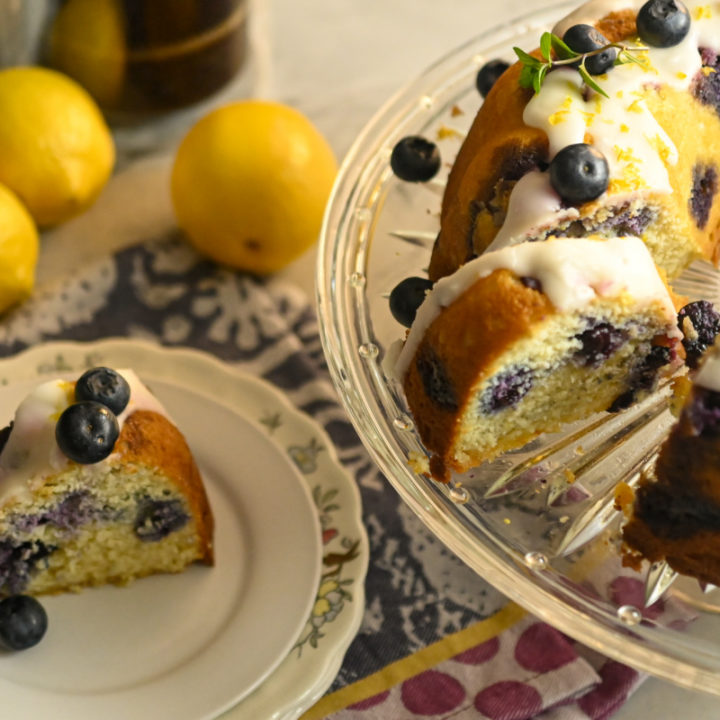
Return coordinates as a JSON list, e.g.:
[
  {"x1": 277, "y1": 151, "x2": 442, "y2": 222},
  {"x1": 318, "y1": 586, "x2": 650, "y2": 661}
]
[
  {"x1": 0, "y1": 66, "x2": 115, "y2": 228},
  {"x1": 48, "y1": 0, "x2": 127, "y2": 108},
  {"x1": 0, "y1": 183, "x2": 39, "y2": 313},
  {"x1": 171, "y1": 100, "x2": 337, "y2": 275}
]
